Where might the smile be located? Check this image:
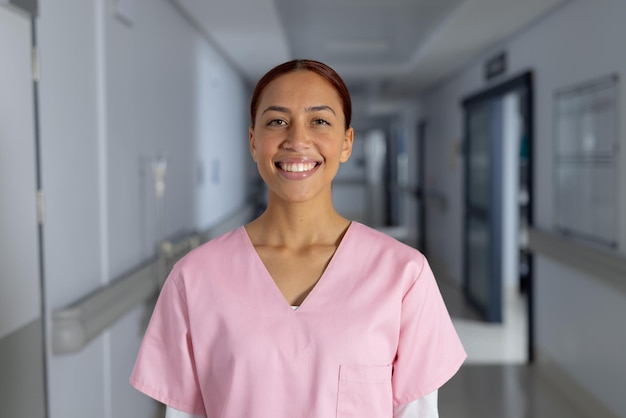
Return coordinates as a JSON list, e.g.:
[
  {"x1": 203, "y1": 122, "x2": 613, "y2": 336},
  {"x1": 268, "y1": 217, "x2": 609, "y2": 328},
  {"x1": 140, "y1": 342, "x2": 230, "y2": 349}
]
[{"x1": 277, "y1": 162, "x2": 320, "y2": 173}]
